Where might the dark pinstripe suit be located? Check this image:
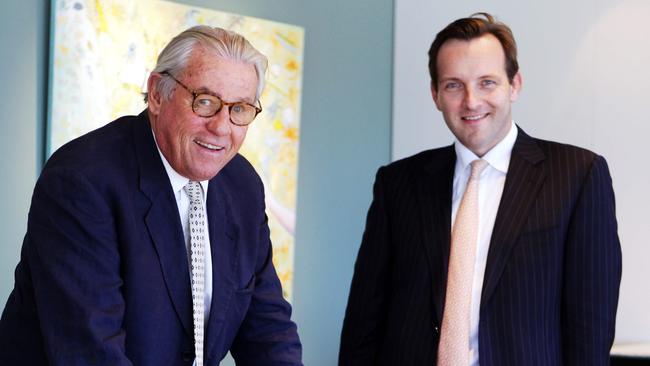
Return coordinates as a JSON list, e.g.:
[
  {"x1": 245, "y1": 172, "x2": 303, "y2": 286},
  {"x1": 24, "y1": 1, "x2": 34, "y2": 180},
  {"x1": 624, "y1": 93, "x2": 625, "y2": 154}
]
[{"x1": 340, "y1": 128, "x2": 621, "y2": 365}]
